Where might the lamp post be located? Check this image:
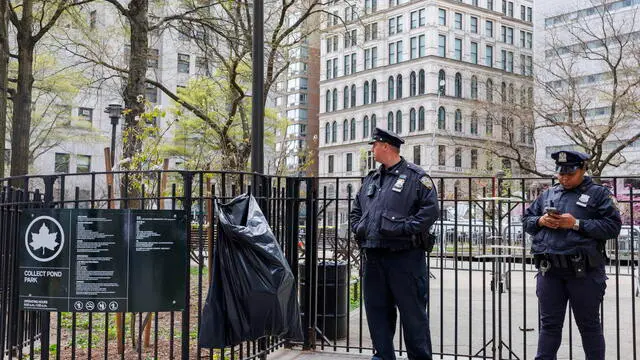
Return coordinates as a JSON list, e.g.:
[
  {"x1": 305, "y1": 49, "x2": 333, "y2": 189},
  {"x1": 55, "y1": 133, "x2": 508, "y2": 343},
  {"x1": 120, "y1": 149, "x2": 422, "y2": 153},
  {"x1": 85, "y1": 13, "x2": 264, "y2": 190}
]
[
  {"x1": 428, "y1": 79, "x2": 446, "y2": 176},
  {"x1": 104, "y1": 104, "x2": 123, "y2": 169}
]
